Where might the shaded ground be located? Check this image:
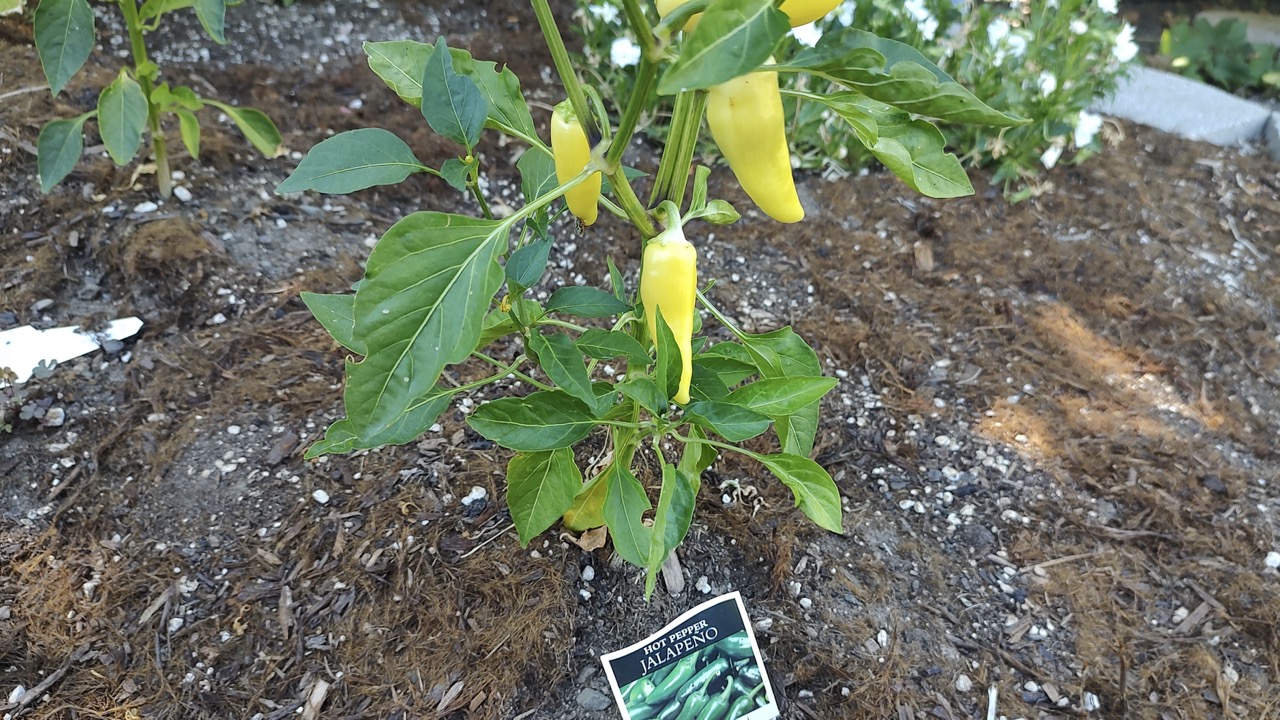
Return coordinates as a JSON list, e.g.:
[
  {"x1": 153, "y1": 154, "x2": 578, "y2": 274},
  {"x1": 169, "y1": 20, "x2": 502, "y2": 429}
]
[{"x1": 3, "y1": 1, "x2": 1279, "y2": 719}]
